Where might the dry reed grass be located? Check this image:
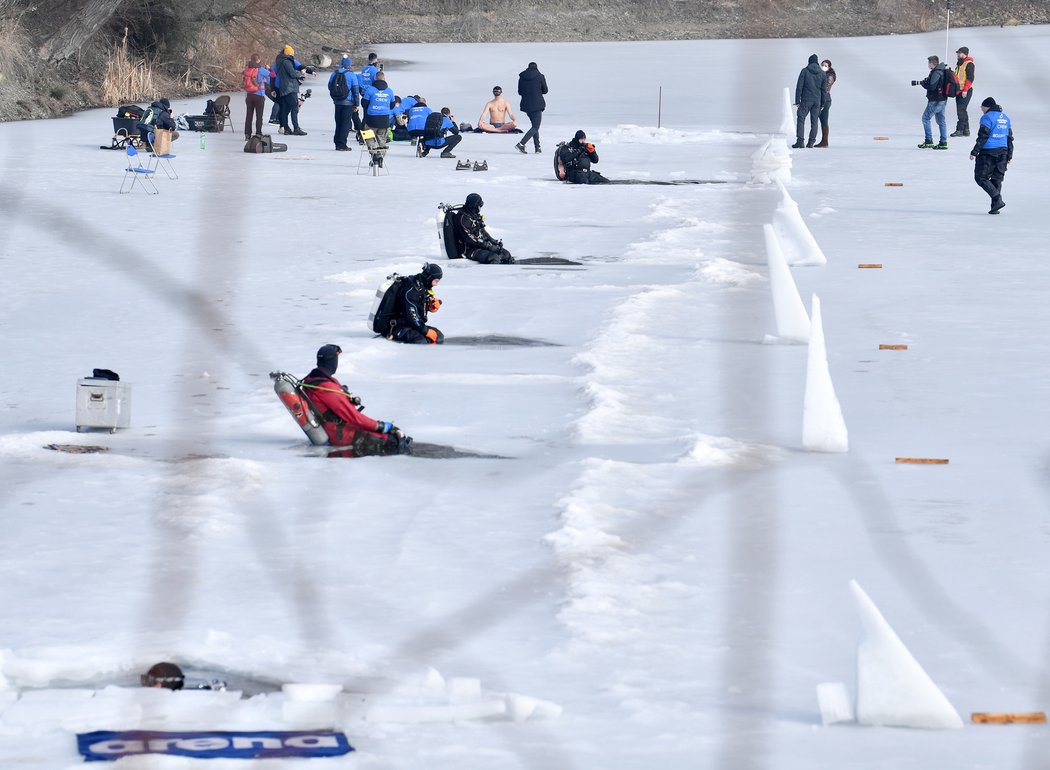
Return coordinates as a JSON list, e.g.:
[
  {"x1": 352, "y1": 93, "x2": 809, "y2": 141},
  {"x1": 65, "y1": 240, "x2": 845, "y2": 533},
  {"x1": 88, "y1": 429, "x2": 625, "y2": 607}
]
[{"x1": 100, "y1": 28, "x2": 157, "y2": 106}]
